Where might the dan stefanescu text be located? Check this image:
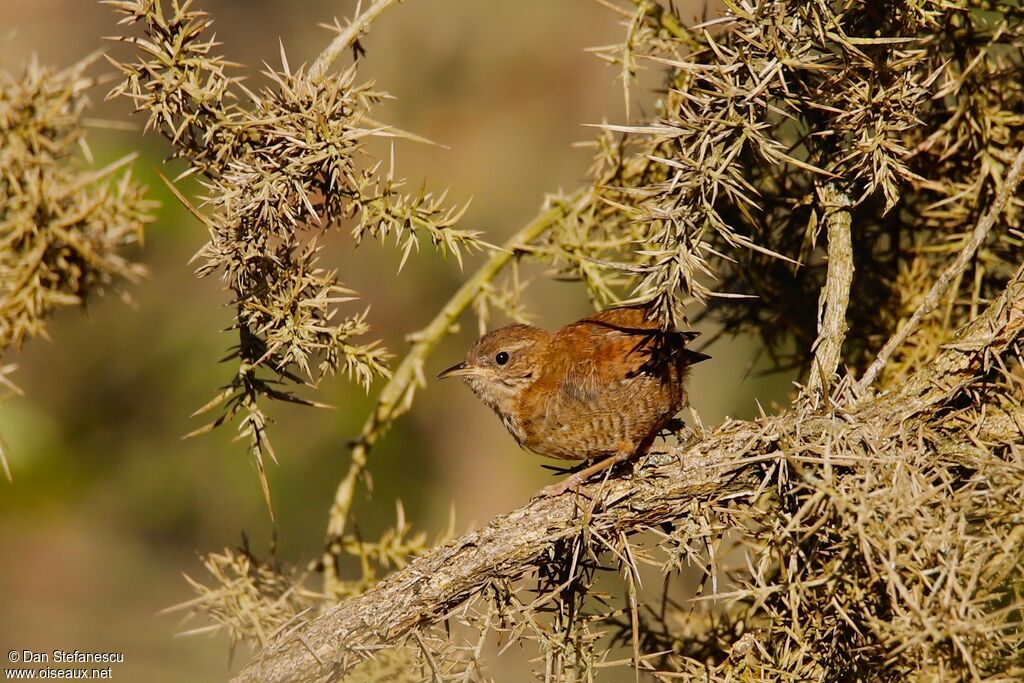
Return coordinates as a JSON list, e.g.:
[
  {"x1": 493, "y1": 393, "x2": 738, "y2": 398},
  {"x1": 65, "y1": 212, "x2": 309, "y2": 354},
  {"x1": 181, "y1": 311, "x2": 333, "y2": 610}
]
[{"x1": 18, "y1": 651, "x2": 123, "y2": 664}]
